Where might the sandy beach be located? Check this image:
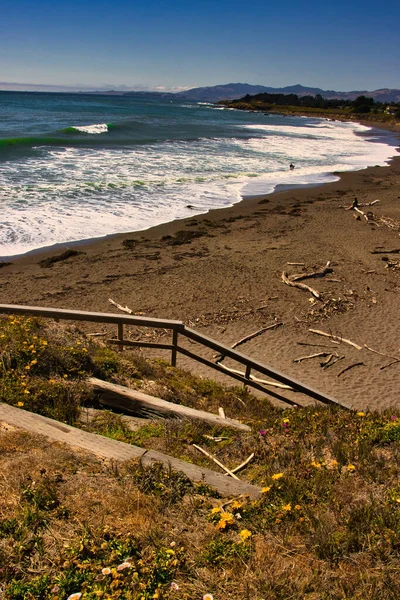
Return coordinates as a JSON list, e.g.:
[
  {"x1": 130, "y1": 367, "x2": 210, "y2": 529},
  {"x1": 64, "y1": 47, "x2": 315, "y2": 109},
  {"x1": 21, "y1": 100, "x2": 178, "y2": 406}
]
[{"x1": 1, "y1": 144, "x2": 400, "y2": 411}]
